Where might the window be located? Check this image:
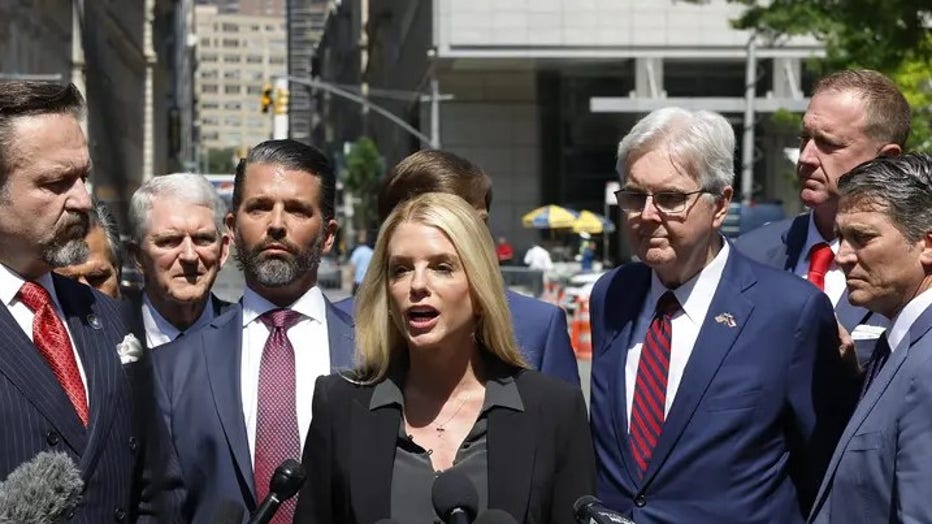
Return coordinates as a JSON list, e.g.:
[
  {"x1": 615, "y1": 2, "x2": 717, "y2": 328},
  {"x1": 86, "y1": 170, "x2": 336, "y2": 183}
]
[
  {"x1": 201, "y1": 54, "x2": 218, "y2": 63},
  {"x1": 223, "y1": 55, "x2": 240, "y2": 63},
  {"x1": 201, "y1": 117, "x2": 219, "y2": 126},
  {"x1": 246, "y1": 85, "x2": 262, "y2": 95},
  {"x1": 269, "y1": 56, "x2": 285, "y2": 65},
  {"x1": 200, "y1": 70, "x2": 219, "y2": 79},
  {"x1": 222, "y1": 23, "x2": 238, "y2": 32},
  {"x1": 202, "y1": 131, "x2": 219, "y2": 140},
  {"x1": 202, "y1": 84, "x2": 219, "y2": 94},
  {"x1": 224, "y1": 101, "x2": 242, "y2": 111},
  {"x1": 222, "y1": 39, "x2": 239, "y2": 48},
  {"x1": 223, "y1": 70, "x2": 241, "y2": 80},
  {"x1": 246, "y1": 55, "x2": 263, "y2": 64},
  {"x1": 224, "y1": 117, "x2": 241, "y2": 127},
  {"x1": 224, "y1": 85, "x2": 240, "y2": 95},
  {"x1": 201, "y1": 102, "x2": 219, "y2": 110},
  {"x1": 200, "y1": 37, "x2": 210, "y2": 47}
]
